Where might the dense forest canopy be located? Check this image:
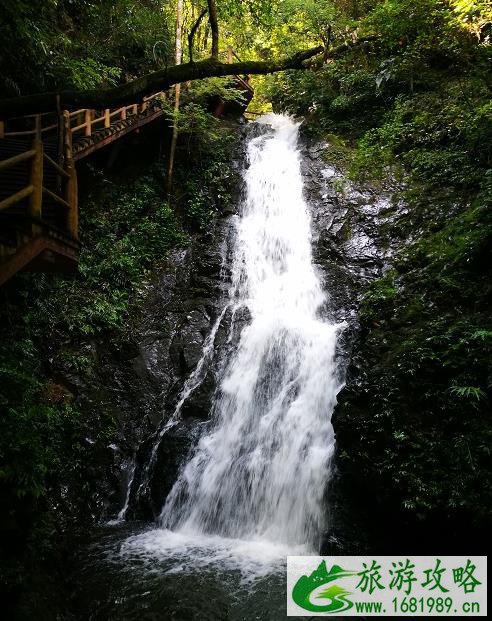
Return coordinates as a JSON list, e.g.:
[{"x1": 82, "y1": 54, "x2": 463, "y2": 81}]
[
  {"x1": 1, "y1": 0, "x2": 490, "y2": 114},
  {"x1": 0, "y1": 0, "x2": 491, "y2": 617}
]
